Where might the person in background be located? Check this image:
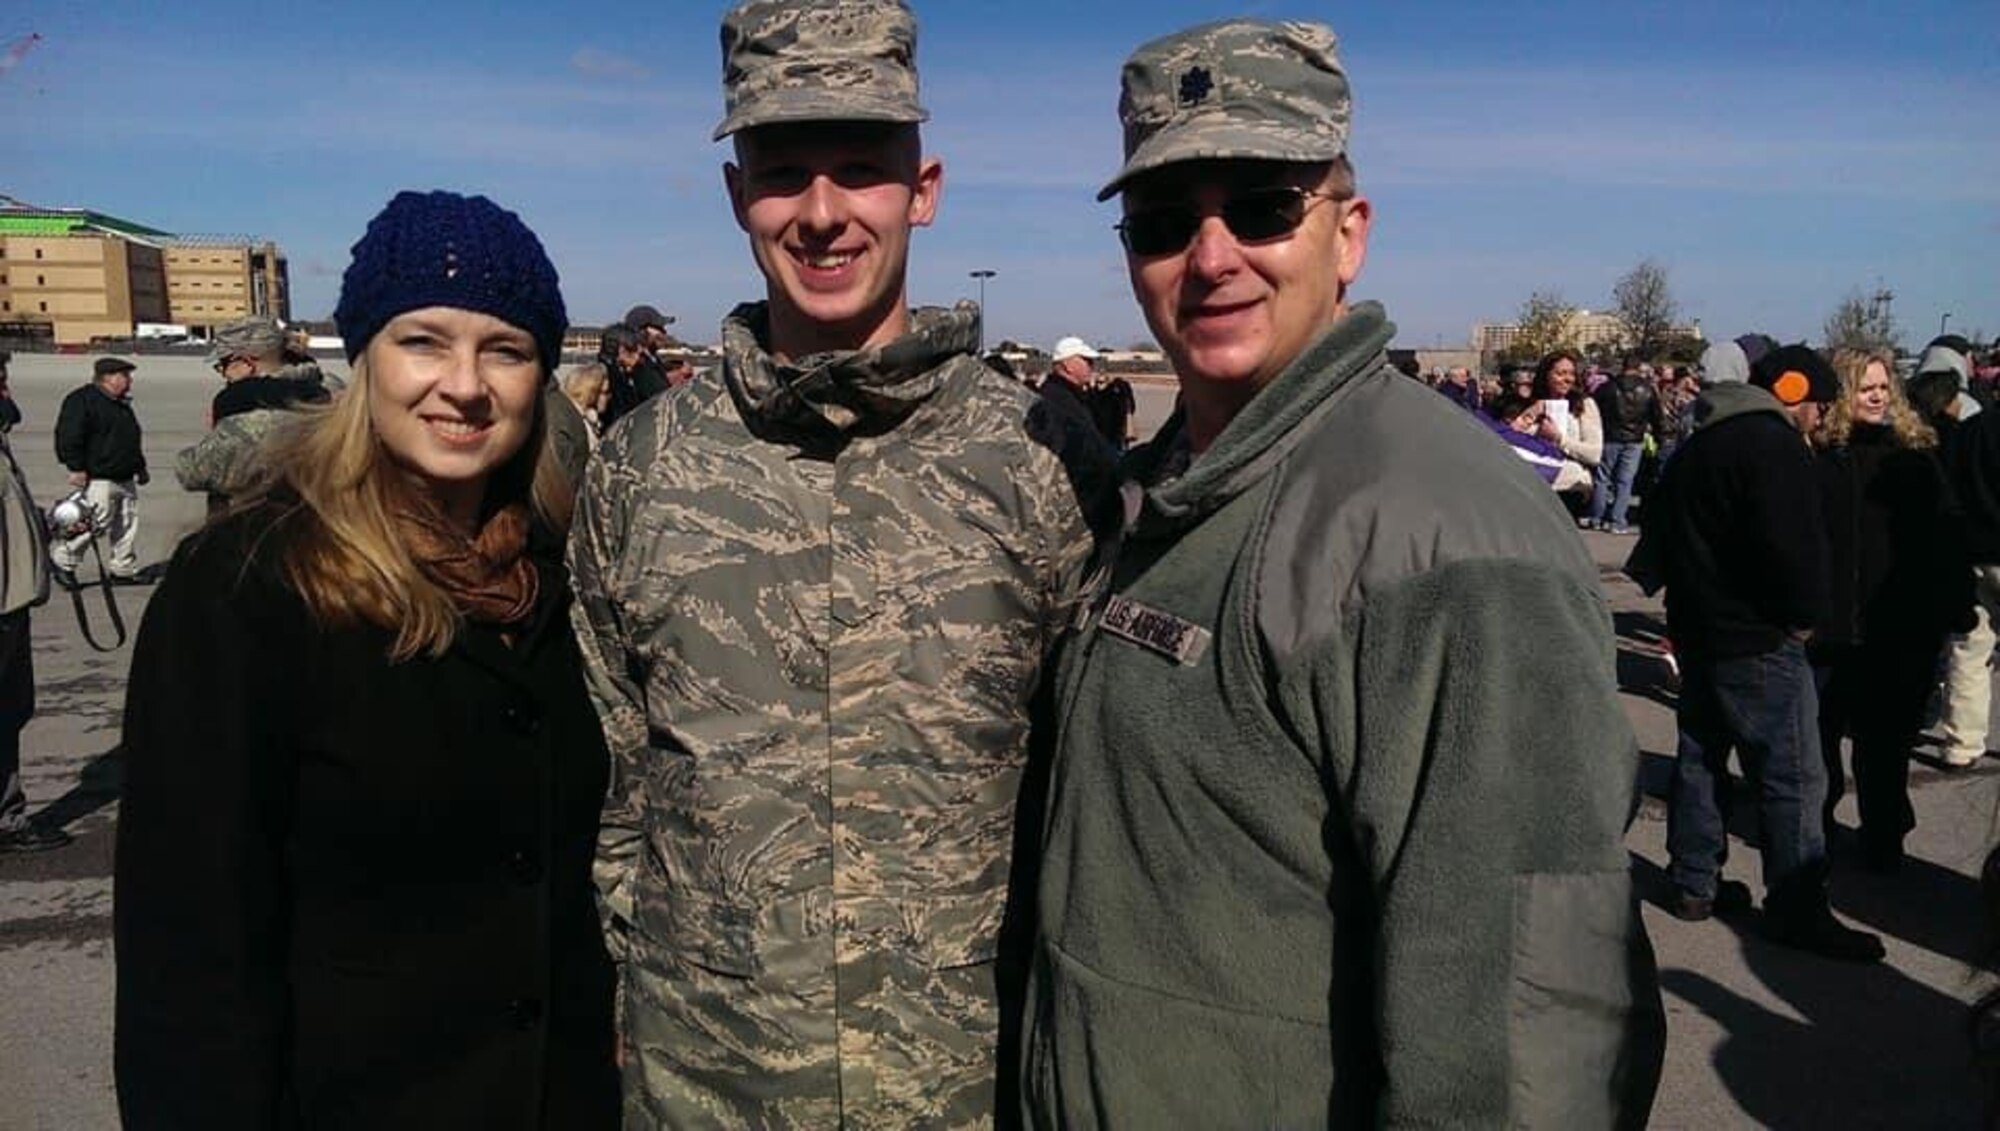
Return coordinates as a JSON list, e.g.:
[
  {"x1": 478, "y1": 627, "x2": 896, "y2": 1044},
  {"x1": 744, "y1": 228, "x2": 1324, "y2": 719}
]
[
  {"x1": 0, "y1": 351, "x2": 16, "y2": 434},
  {"x1": 1809, "y1": 347, "x2": 1968, "y2": 872},
  {"x1": 0, "y1": 349, "x2": 61, "y2": 854},
  {"x1": 1924, "y1": 334, "x2": 1993, "y2": 757},
  {"x1": 1655, "y1": 365, "x2": 1698, "y2": 465},
  {"x1": 1590, "y1": 355, "x2": 1659, "y2": 534},
  {"x1": 1436, "y1": 364, "x2": 1481, "y2": 412},
  {"x1": 560, "y1": 362, "x2": 610, "y2": 441},
  {"x1": 1533, "y1": 349, "x2": 1602, "y2": 524},
  {"x1": 1022, "y1": 18, "x2": 1663, "y2": 1126},
  {"x1": 1091, "y1": 366, "x2": 1139, "y2": 453},
  {"x1": 1041, "y1": 335, "x2": 1101, "y2": 428},
  {"x1": 1937, "y1": 360, "x2": 2000, "y2": 770},
  {"x1": 542, "y1": 363, "x2": 601, "y2": 488},
  {"x1": 1634, "y1": 344, "x2": 1883, "y2": 961},
  {"x1": 1910, "y1": 335, "x2": 1982, "y2": 427},
  {"x1": 623, "y1": 303, "x2": 675, "y2": 358},
  {"x1": 205, "y1": 317, "x2": 333, "y2": 425},
  {"x1": 596, "y1": 324, "x2": 666, "y2": 430},
  {"x1": 115, "y1": 190, "x2": 618, "y2": 1129},
  {"x1": 51, "y1": 357, "x2": 148, "y2": 589},
  {"x1": 1483, "y1": 390, "x2": 1592, "y2": 494},
  {"x1": 177, "y1": 317, "x2": 334, "y2": 514}
]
